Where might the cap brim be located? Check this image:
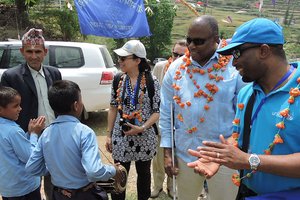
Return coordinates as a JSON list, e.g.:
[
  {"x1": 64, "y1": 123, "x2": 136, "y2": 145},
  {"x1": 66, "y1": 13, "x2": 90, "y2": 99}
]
[
  {"x1": 217, "y1": 42, "x2": 243, "y2": 55},
  {"x1": 113, "y1": 48, "x2": 133, "y2": 57}
]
